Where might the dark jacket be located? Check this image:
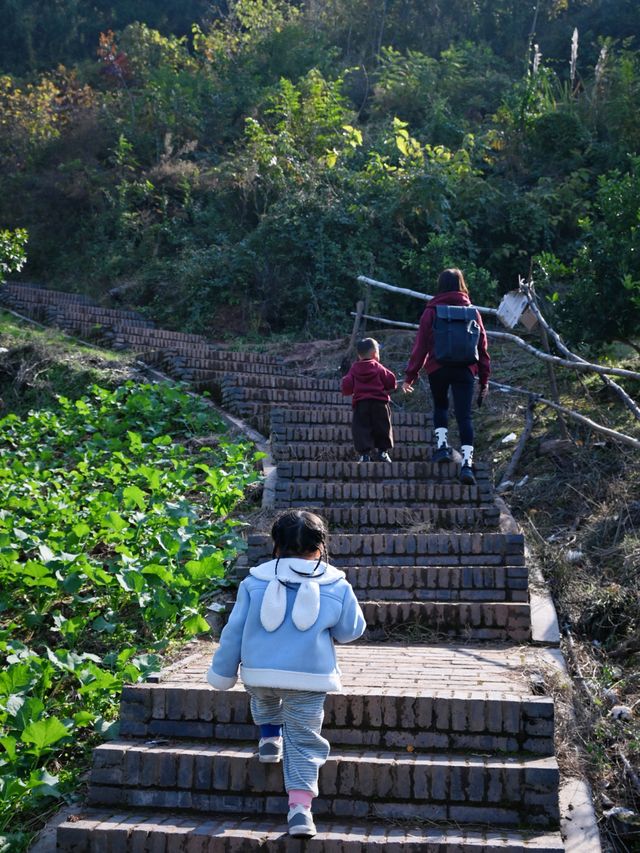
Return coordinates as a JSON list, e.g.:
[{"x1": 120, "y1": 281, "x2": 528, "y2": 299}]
[
  {"x1": 341, "y1": 358, "x2": 397, "y2": 407},
  {"x1": 404, "y1": 291, "x2": 491, "y2": 386}
]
